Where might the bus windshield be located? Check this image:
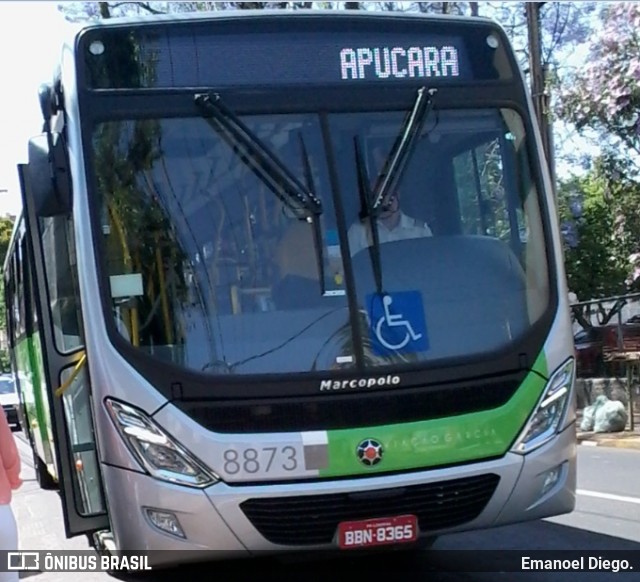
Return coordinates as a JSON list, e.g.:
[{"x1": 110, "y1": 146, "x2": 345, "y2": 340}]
[{"x1": 91, "y1": 105, "x2": 549, "y2": 375}]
